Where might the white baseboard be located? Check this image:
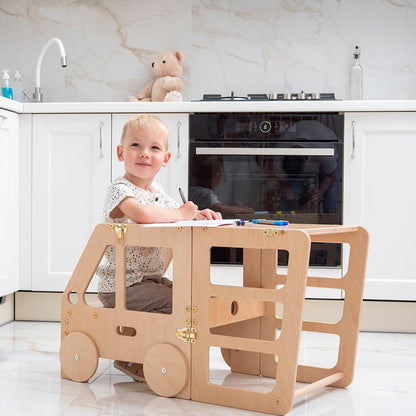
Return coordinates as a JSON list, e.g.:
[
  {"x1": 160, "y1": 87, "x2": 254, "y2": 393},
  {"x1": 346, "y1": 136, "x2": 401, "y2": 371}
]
[
  {"x1": 15, "y1": 291, "x2": 99, "y2": 322},
  {"x1": 303, "y1": 299, "x2": 416, "y2": 333},
  {"x1": 14, "y1": 291, "x2": 416, "y2": 333}
]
